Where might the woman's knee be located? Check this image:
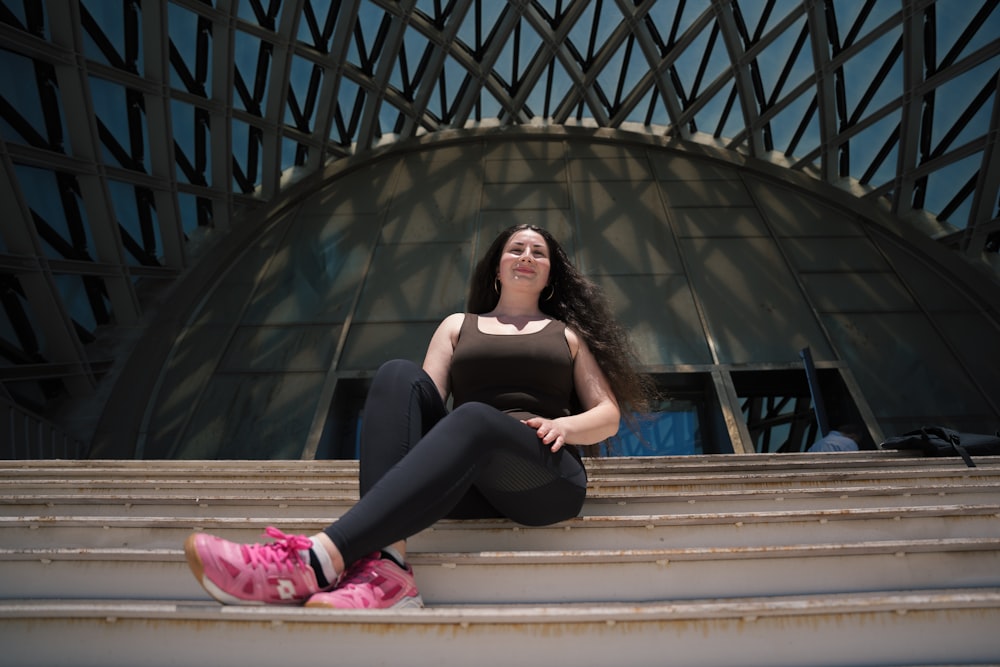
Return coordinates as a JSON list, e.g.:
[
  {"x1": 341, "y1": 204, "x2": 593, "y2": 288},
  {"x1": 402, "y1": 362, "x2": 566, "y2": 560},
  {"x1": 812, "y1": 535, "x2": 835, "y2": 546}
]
[
  {"x1": 373, "y1": 358, "x2": 421, "y2": 385},
  {"x1": 368, "y1": 359, "x2": 435, "y2": 404},
  {"x1": 449, "y1": 402, "x2": 507, "y2": 428}
]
